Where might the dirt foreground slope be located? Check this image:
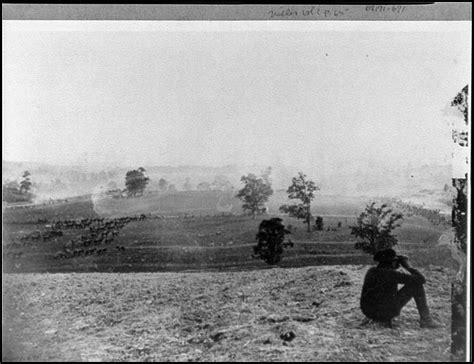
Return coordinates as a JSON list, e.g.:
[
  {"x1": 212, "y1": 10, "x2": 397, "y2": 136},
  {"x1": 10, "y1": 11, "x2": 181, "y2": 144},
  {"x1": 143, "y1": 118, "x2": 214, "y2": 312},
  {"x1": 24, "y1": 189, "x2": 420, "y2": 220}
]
[{"x1": 3, "y1": 265, "x2": 453, "y2": 362}]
